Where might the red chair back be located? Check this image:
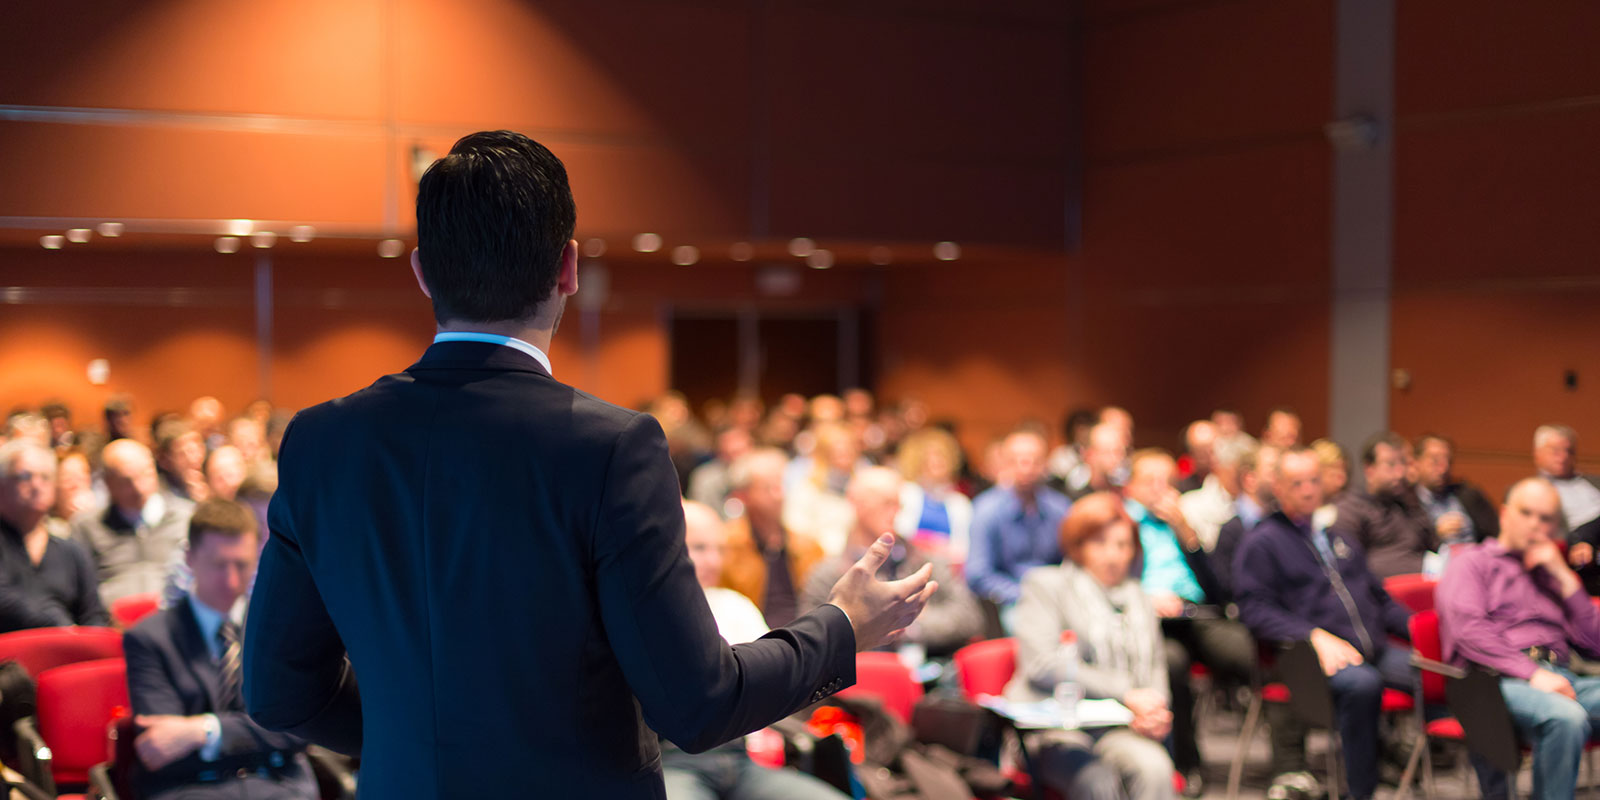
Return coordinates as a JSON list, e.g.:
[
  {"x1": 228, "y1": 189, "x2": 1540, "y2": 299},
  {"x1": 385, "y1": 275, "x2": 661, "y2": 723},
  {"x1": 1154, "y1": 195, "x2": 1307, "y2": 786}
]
[
  {"x1": 35, "y1": 657, "x2": 128, "y2": 786},
  {"x1": 952, "y1": 637, "x2": 1017, "y2": 699},
  {"x1": 837, "y1": 652, "x2": 924, "y2": 724},
  {"x1": 1410, "y1": 610, "x2": 1447, "y2": 704},
  {"x1": 0, "y1": 626, "x2": 123, "y2": 677},
  {"x1": 110, "y1": 593, "x2": 161, "y2": 629},
  {"x1": 1383, "y1": 574, "x2": 1438, "y2": 613}
]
